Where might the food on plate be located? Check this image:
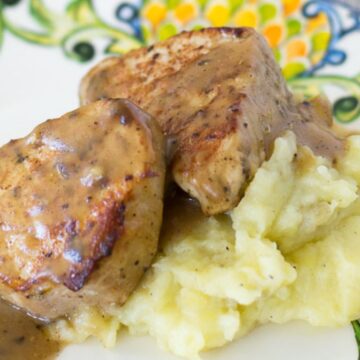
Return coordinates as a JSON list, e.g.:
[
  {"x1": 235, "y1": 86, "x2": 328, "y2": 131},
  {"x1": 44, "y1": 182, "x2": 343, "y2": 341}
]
[
  {"x1": 0, "y1": 99, "x2": 165, "y2": 320},
  {"x1": 51, "y1": 132, "x2": 360, "y2": 359},
  {"x1": 80, "y1": 27, "x2": 343, "y2": 215},
  {"x1": 1, "y1": 26, "x2": 359, "y2": 360}
]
